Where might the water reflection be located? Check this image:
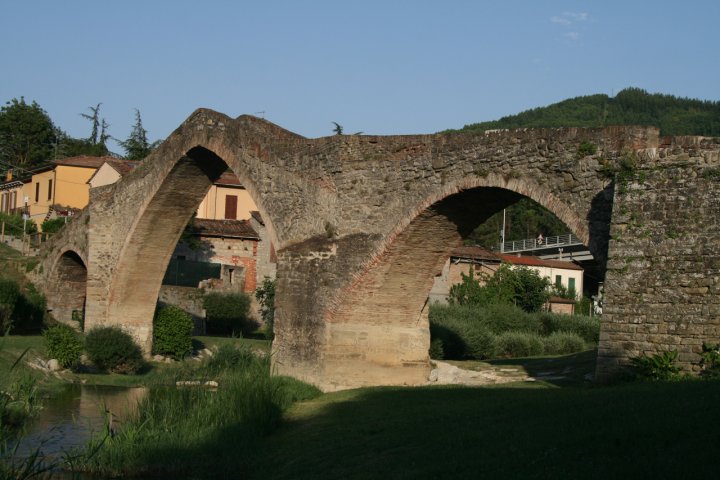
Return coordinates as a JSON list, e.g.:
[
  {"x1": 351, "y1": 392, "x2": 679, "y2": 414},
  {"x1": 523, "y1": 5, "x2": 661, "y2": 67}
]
[{"x1": 17, "y1": 384, "x2": 147, "y2": 458}]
